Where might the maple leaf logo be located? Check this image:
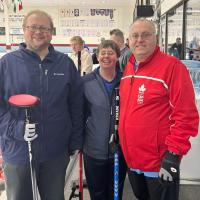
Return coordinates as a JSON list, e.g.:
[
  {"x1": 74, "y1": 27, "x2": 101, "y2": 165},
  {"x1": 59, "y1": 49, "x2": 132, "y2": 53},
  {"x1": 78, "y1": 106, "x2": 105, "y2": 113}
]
[{"x1": 139, "y1": 84, "x2": 146, "y2": 92}]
